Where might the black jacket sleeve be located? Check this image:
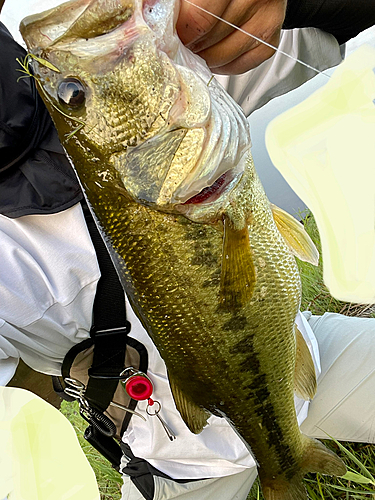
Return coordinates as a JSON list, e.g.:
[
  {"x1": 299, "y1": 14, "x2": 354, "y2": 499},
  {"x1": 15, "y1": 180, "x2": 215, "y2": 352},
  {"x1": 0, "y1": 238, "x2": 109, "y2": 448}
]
[{"x1": 0, "y1": 22, "x2": 82, "y2": 218}]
